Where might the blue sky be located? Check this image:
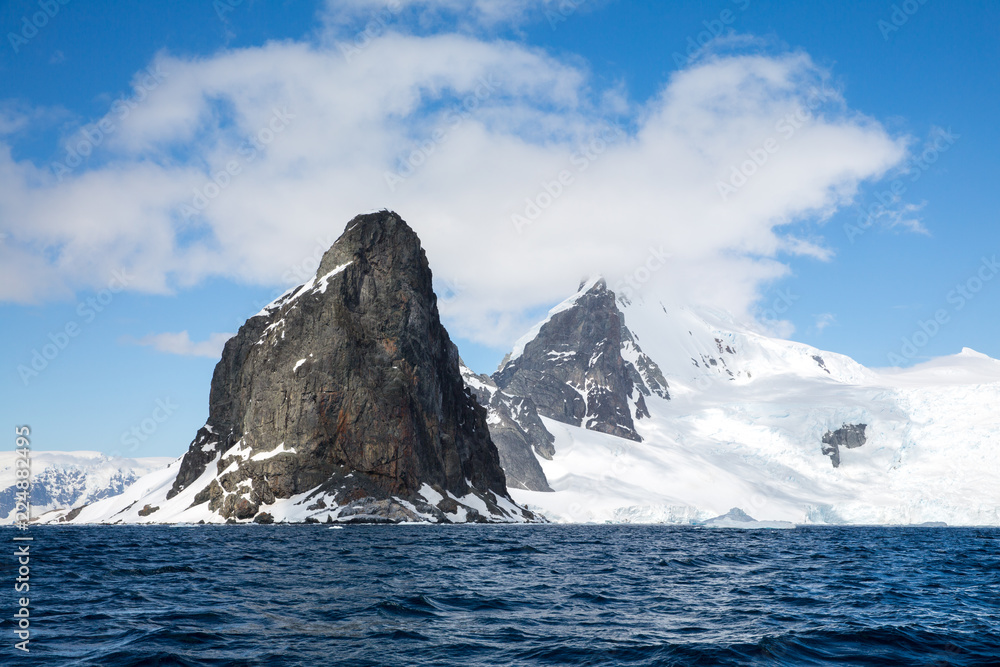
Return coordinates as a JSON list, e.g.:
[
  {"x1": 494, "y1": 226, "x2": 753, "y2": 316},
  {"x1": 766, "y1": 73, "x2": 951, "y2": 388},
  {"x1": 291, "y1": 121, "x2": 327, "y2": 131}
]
[{"x1": 1, "y1": 0, "x2": 998, "y2": 457}]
